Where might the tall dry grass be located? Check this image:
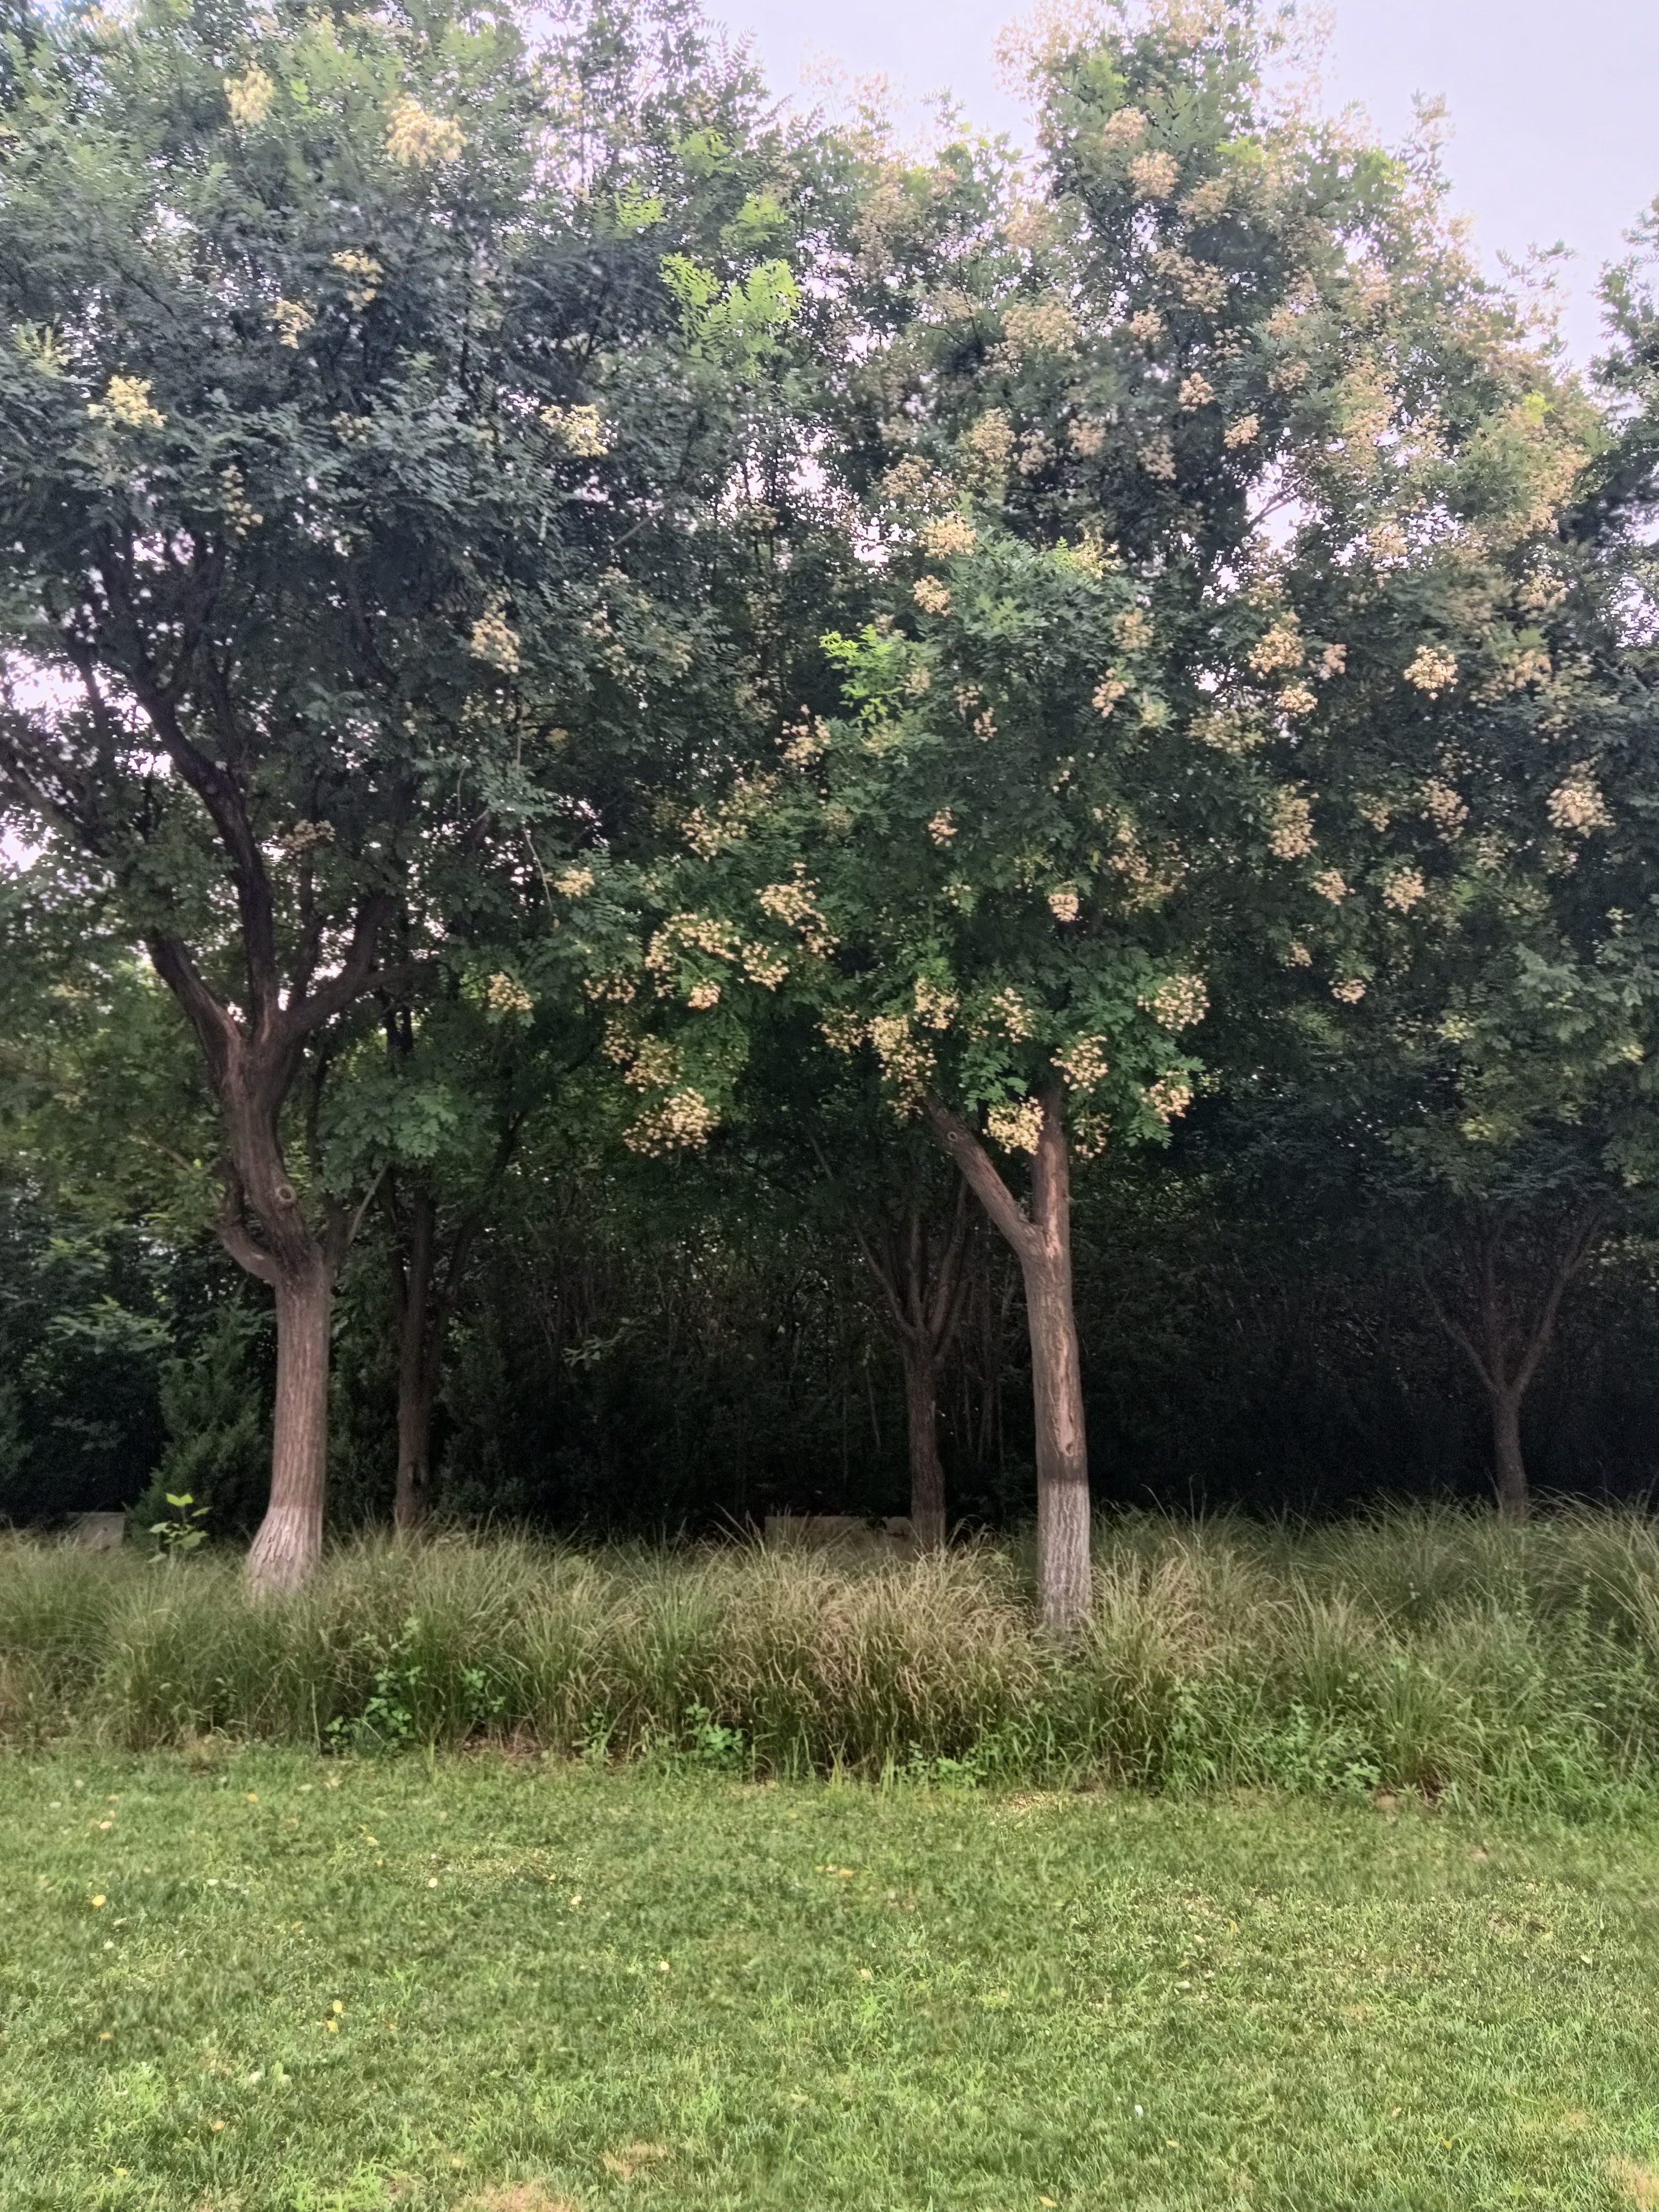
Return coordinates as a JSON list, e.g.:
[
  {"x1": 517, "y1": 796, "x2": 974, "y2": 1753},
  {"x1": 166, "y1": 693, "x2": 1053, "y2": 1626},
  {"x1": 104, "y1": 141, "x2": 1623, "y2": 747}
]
[{"x1": 4, "y1": 1507, "x2": 1659, "y2": 1809}]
